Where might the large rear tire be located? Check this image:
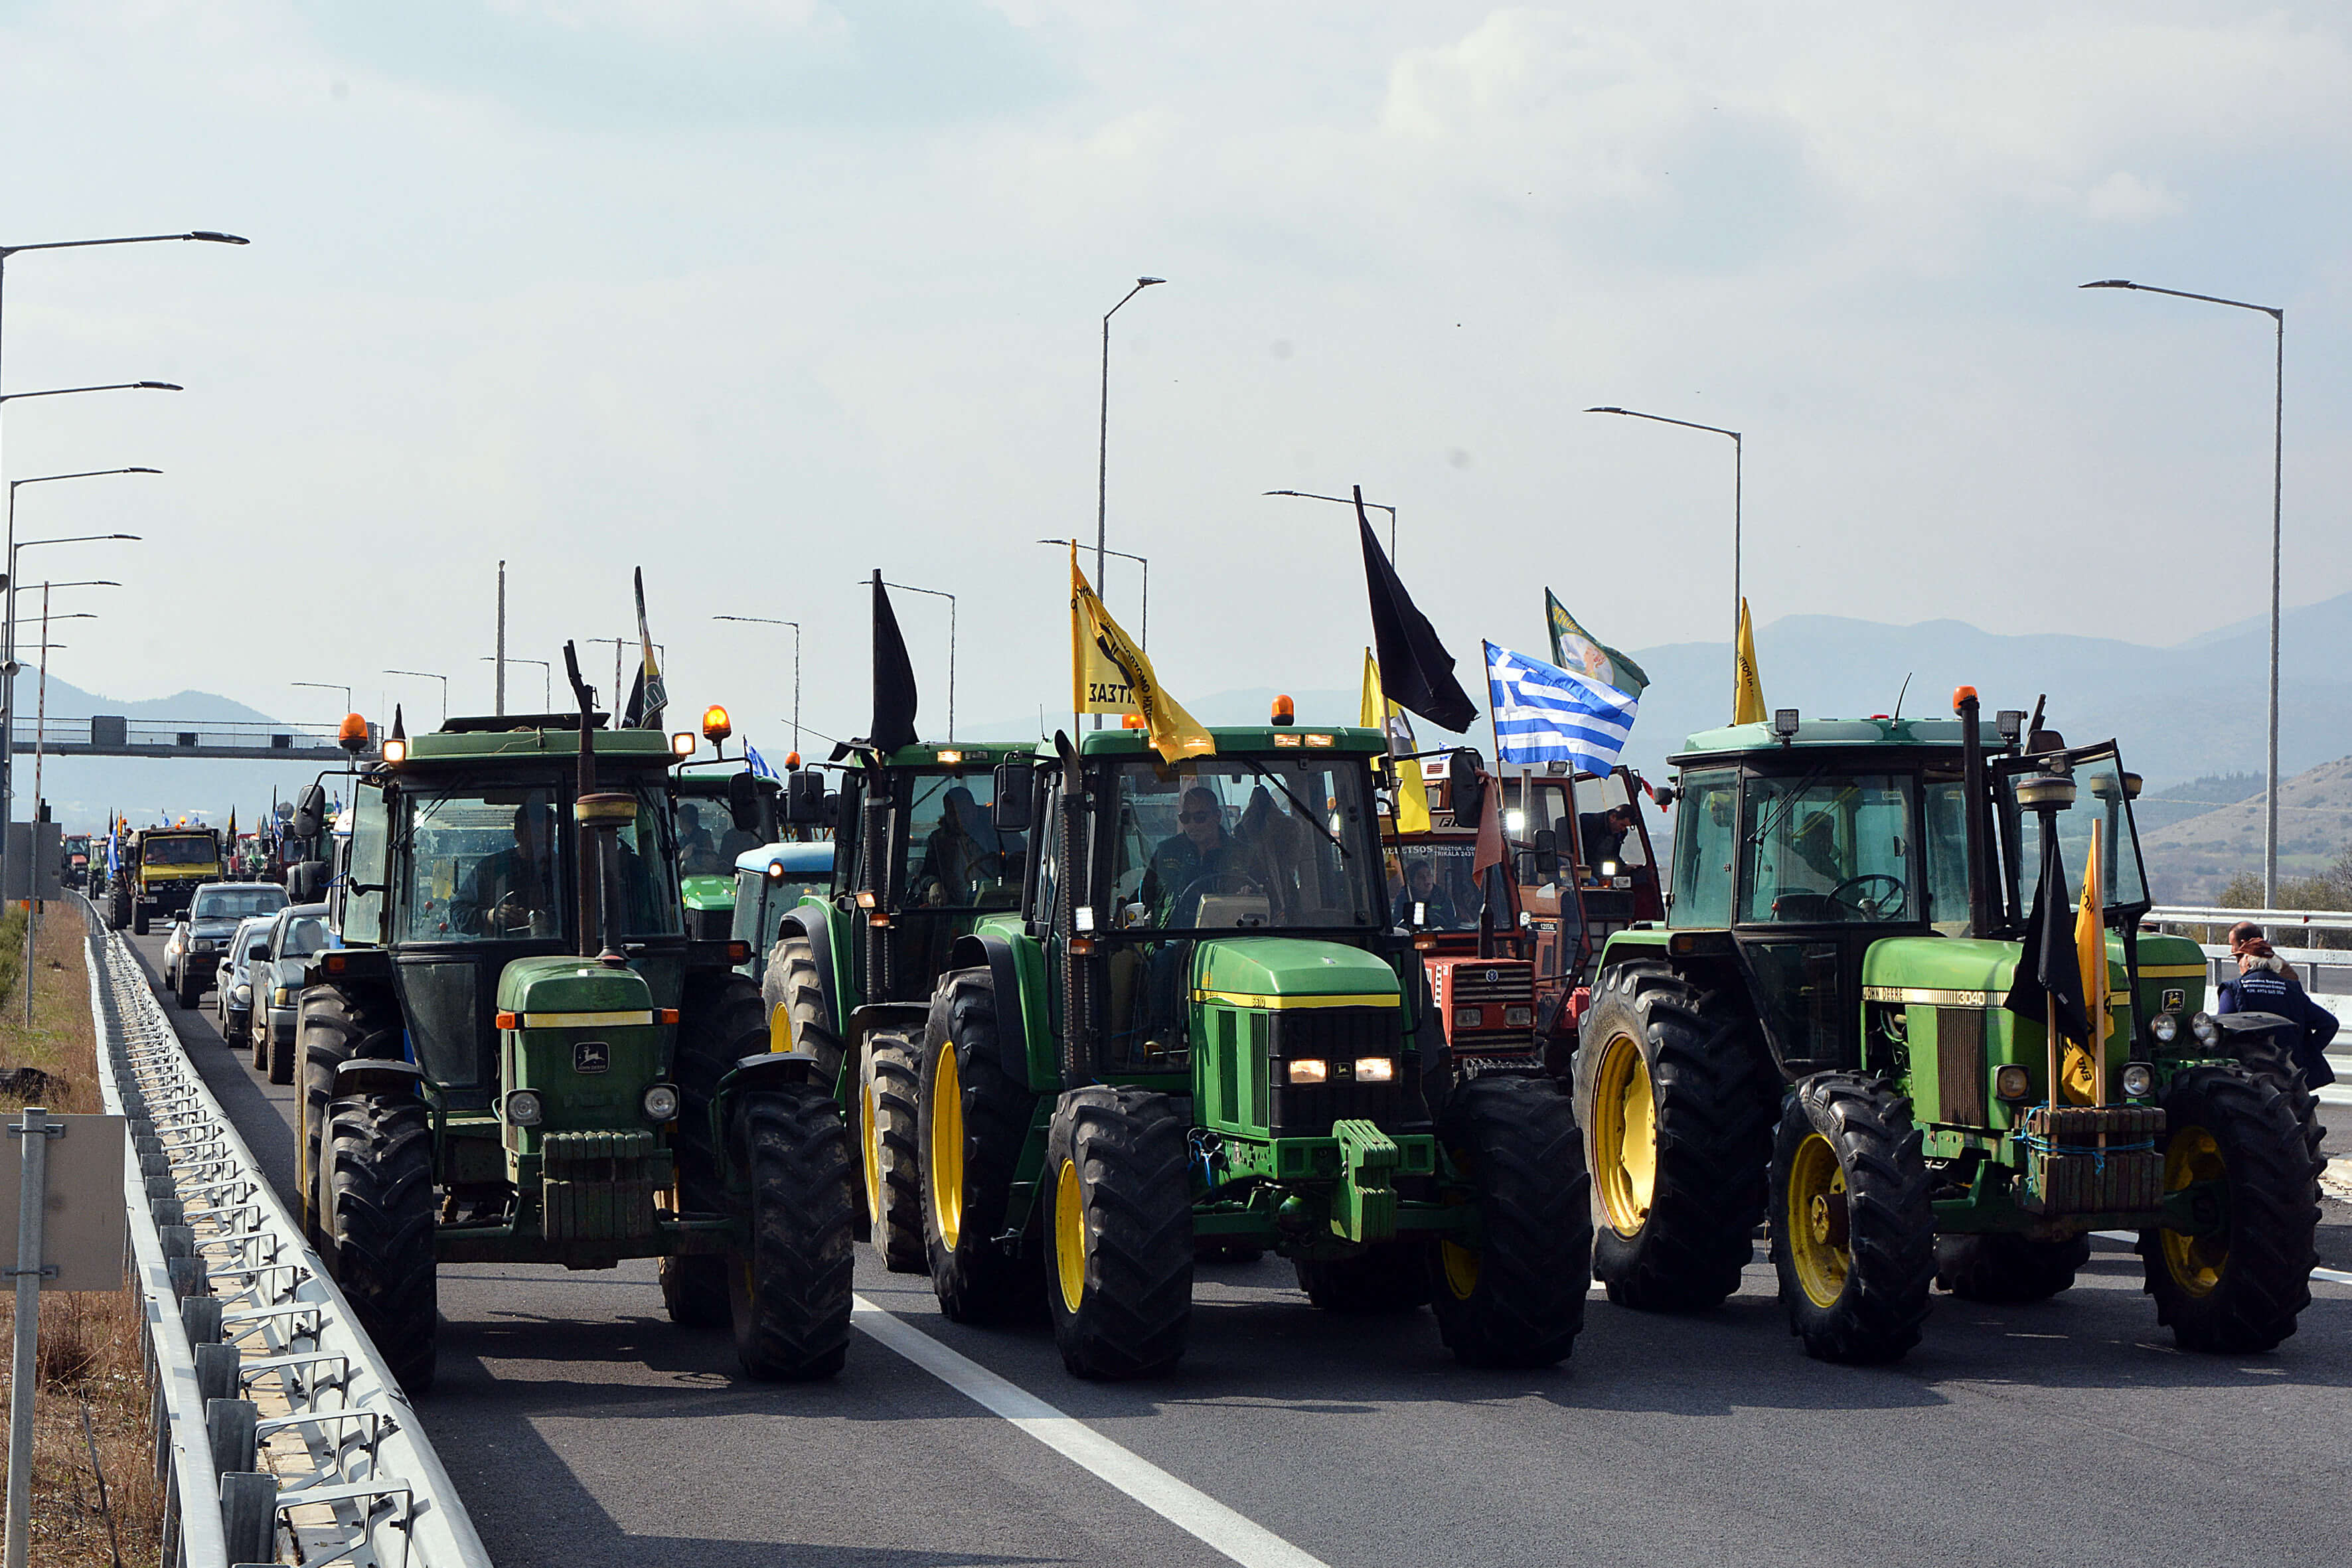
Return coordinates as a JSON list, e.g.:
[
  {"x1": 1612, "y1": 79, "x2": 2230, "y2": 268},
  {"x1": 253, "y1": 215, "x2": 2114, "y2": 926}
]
[
  {"x1": 1044, "y1": 1085, "x2": 1193, "y2": 1379},
  {"x1": 1934, "y1": 1231, "x2": 2090, "y2": 1302},
  {"x1": 297, "y1": 981, "x2": 406, "y2": 1245},
  {"x1": 2138, "y1": 1065, "x2": 2317, "y2": 1354},
  {"x1": 861, "y1": 1028, "x2": 927, "y2": 1273},
  {"x1": 921, "y1": 968, "x2": 1041, "y2": 1323},
  {"x1": 726, "y1": 1085, "x2": 855, "y2": 1380},
  {"x1": 668, "y1": 971, "x2": 768, "y2": 1329},
  {"x1": 1429, "y1": 1074, "x2": 1593, "y2": 1368},
  {"x1": 763, "y1": 931, "x2": 844, "y2": 1089},
  {"x1": 1768, "y1": 1073, "x2": 1933, "y2": 1364},
  {"x1": 321, "y1": 1094, "x2": 438, "y2": 1396},
  {"x1": 1574, "y1": 963, "x2": 1774, "y2": 1311}
]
